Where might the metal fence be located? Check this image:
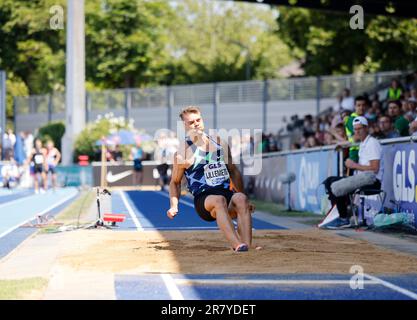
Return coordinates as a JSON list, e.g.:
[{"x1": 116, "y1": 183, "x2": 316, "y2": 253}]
[{"x1": 14, "y1": 70, "x2": 404, "y2": 134}]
